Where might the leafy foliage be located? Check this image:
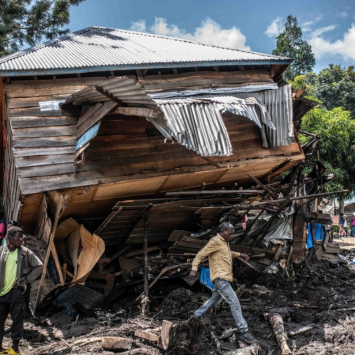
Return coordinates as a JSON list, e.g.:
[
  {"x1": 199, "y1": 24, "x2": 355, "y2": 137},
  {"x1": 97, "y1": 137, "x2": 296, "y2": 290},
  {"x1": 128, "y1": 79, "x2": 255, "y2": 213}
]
[
  {"x1": 272, "y1": 15, "x2": 315, "y2": 81},
  {"x1": 0, "y1": 0, "x2": 84, "y2": 57},
  {"x1": 300, "y1": 107, "x2": 355, "y2": 195}
]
